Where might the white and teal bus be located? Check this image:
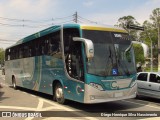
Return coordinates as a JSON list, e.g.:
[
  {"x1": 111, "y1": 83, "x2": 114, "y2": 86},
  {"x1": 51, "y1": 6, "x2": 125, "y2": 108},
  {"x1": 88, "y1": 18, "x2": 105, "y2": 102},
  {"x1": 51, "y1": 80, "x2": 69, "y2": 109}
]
[{"x1": 5, "y1": 24, "x2": 137, "y2": 104}]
